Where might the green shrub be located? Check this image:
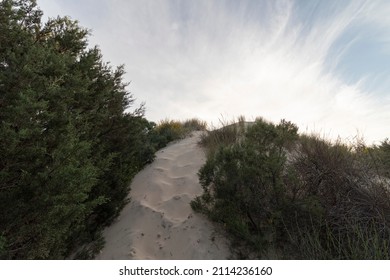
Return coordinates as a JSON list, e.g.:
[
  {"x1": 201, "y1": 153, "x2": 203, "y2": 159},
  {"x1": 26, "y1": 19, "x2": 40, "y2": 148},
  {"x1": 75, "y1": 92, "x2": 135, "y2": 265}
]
[
  {"x1": 287, "y1": 135, "x2": 390, "y2": 259},
  {"x1": 182, "y1": 118, "x2": 207, "y2": 131},
  {"x1": 193, "y1": 118, "x2": 299, "y2": 256},
  {"x1": 199, "y1": 116, "x2": 247, "y2": 157},
  {"x1": 149, "y1": 118, "x2": 207, "y2": 150},
  {"x1": 193, "y1": 116, "x2": 390, "y2": 259},
  {"x1": 0, "y1": 1, "x2": 158, "y2": 259},
  {"x1": 370, "y1": 139, "x2": 390, "y2": 178}
]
